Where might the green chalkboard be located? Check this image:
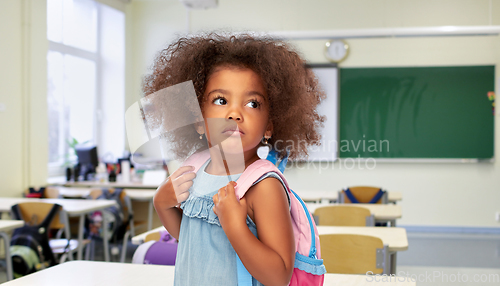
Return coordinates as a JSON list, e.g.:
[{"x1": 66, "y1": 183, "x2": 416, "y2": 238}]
[{"x1": 339, "y1": 66, "x2": 495, "y2": 159}]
